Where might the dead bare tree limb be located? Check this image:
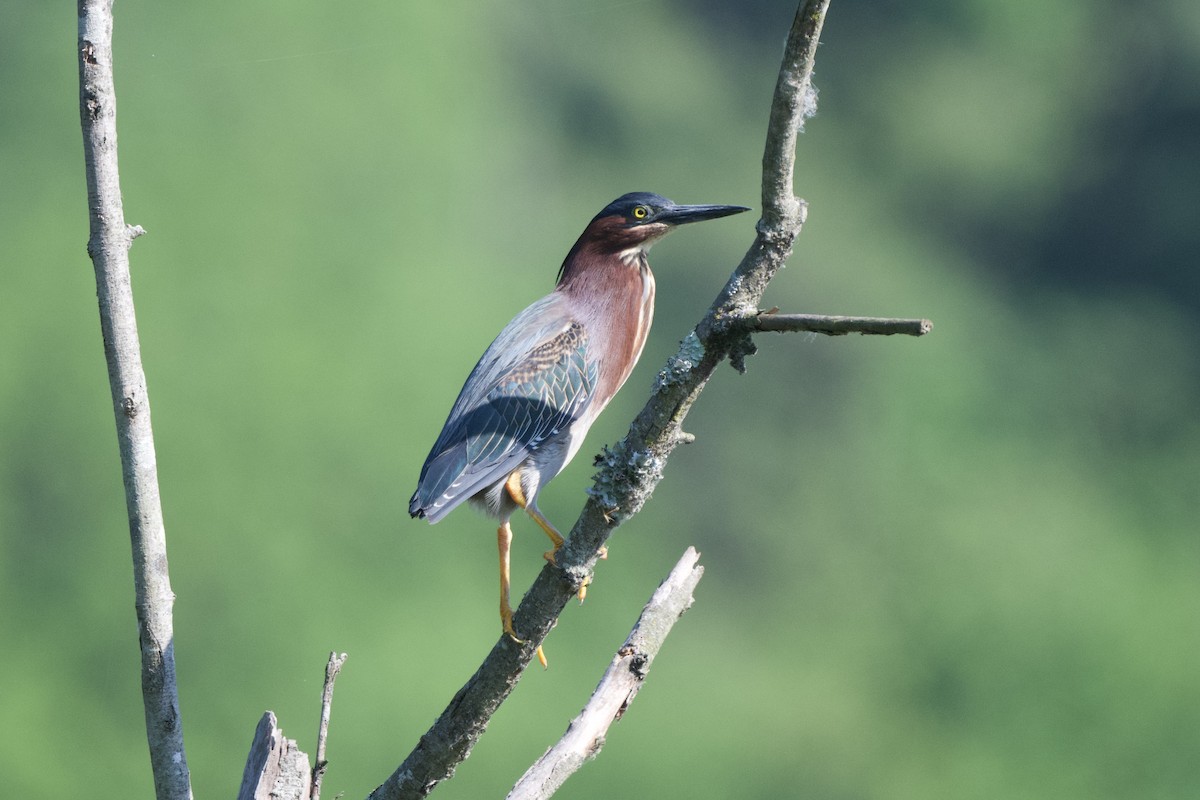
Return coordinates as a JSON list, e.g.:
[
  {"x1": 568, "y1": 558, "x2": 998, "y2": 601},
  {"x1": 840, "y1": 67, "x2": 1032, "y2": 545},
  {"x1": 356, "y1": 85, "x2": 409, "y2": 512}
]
[
  {"x1": 366, "y1": 2, "x2": 852, "y2": 798},
  {"x1": 752, "y1": 312, "x2": 933, "y2": 337},
  {"x1": 506, "y1": 548, "x2": 705, "y2": 800},
  {"x1": 238, "y1": 713, "x2": 312, "y2": 800},
  {"x1": 312, "y1": 652, "x2": 349, "y2": 800},
  {"x1": 77, "y1": 2, "x2": 192, "y2": 799},
  {"x1": 237, "y1": 652, "x2": 350, "y2": 800}
]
